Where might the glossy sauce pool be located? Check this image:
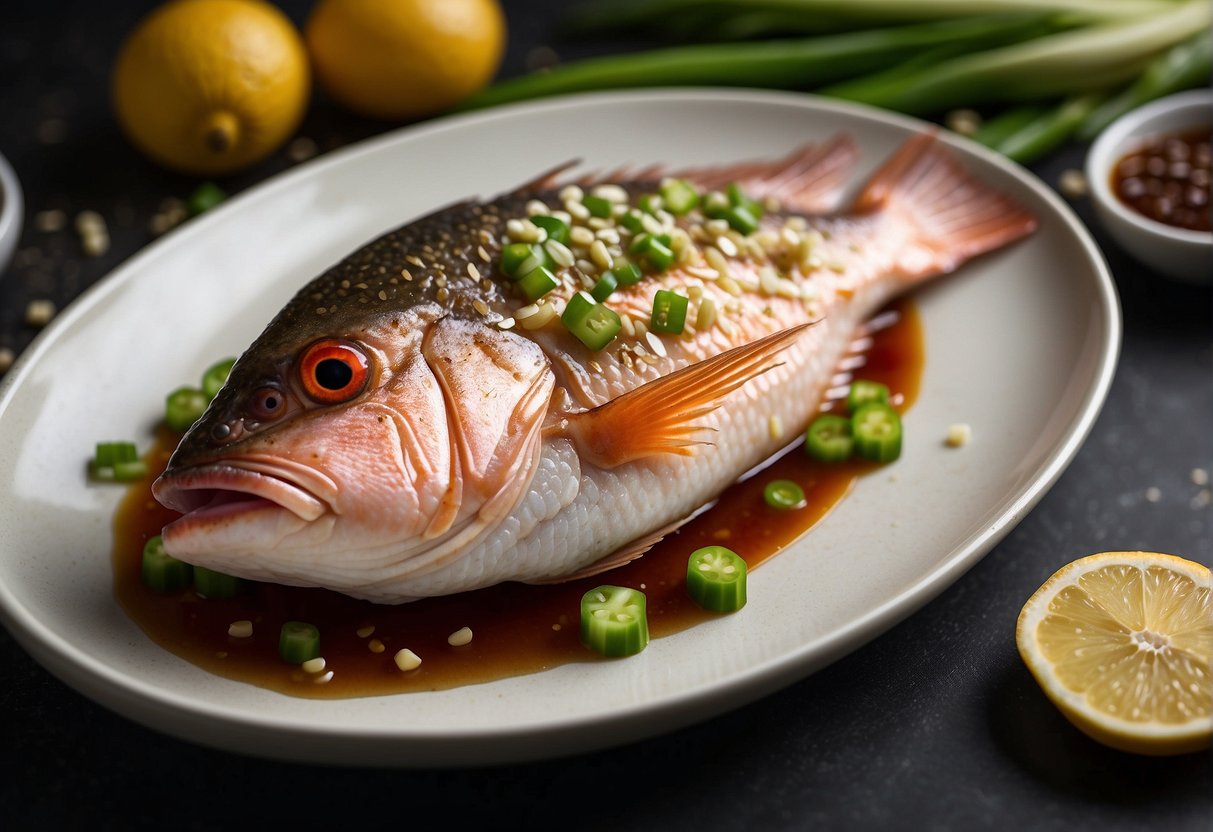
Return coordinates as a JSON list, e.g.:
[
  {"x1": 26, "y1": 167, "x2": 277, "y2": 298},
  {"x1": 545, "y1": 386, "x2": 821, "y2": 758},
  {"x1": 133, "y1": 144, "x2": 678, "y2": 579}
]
[{"x1": 113, "y1": 300, "x2": 923, "y2": 698}]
